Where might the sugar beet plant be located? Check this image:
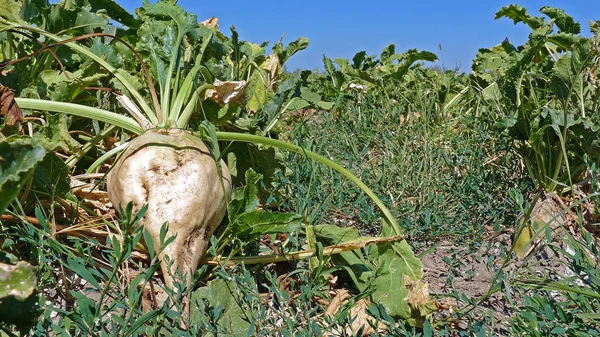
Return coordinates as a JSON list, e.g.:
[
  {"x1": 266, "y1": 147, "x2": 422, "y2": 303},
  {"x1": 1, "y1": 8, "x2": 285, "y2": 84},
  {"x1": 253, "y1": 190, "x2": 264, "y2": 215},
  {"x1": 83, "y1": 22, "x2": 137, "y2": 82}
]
[
  {"x1": 0, "y1": 0, "x2": 428, "y2": 333},
  {"x1": 472, "y1": 5, "x2": 600, "y2": 193}
]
